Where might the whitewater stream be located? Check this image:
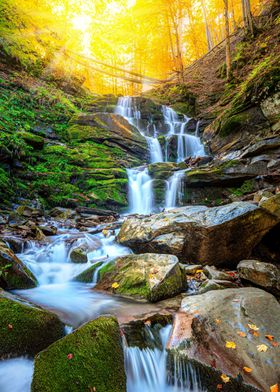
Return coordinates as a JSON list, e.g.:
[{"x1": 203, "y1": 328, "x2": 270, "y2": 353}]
[{"x1": 0, "y1": 97, "x2": 207, "y2": 391}]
